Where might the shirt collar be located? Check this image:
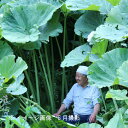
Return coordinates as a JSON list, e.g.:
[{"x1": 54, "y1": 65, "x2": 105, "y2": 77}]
[{"x1": 77, "y1": 83, "x2": 90, "y2": 88}]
